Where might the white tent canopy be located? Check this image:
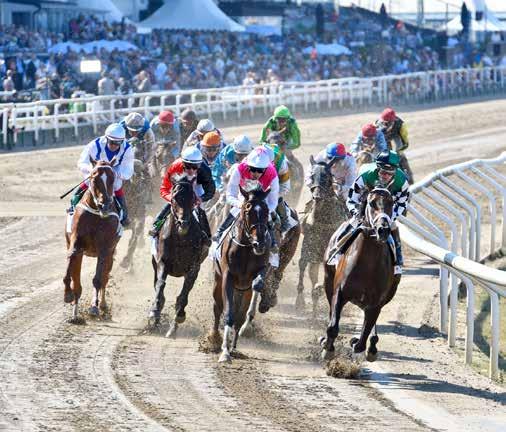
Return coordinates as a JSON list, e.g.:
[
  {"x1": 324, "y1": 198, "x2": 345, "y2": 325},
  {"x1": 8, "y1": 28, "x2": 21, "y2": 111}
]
[
  {"x1": 445, "y1": 2, "x2": 506, "y2": 34},
  {"x1": 302, "y1": 43, "x2": 352, "y2": 56},
  {"x1": 138, "y1": 0, "x2": 245, "y2": 32}
]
